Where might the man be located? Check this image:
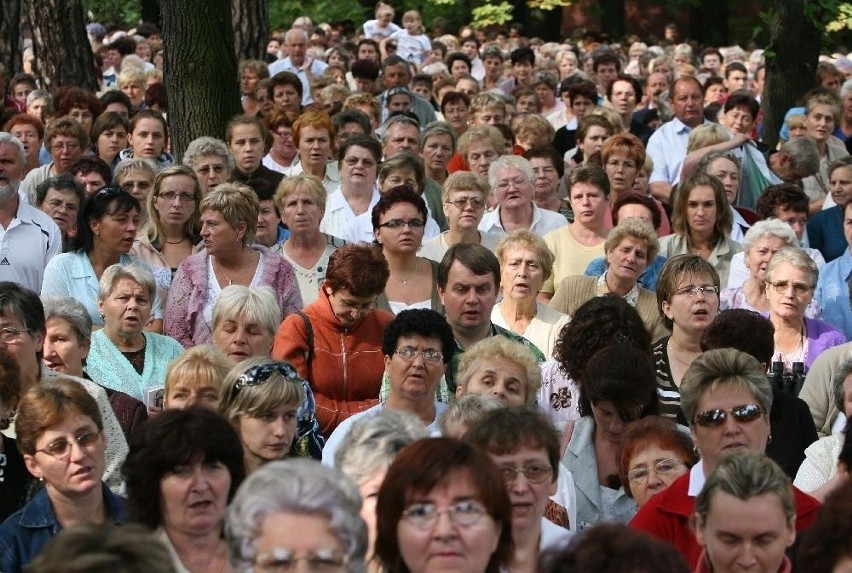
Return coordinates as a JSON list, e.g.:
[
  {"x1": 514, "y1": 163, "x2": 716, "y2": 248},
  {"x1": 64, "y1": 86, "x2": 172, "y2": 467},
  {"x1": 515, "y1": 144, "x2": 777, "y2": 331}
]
[
  {"x1": 438, "y1": 243, "x2": 544, "y2": 392},
  {"x1": 498, "y1": 47, "x2": 536, "y2": 94},
  {"x1": 607, "y1": 74, "x2": 653, "y2": 145},
  {"x1": 381, "y1": 115, "x2": 421, "y2": 158},
  {"x1": 376, "y1": 56, "x2": 436, "y2": 126},
  {"x1": 0, "y1": 133, "x2": 62, "y2": 293},
  {"x1": 752, "y1": 65, "x2": 766, "y2": 101},
  {"x1": 723, "y1": 62, "x2": 749, "y2": 92},
  {"x1": 71, "y1": 156, "x2": 111, "y2": 197},
  {"x1": 647, "y1": 76, "x2": 708, "y2": 202},
  {"x1": 592, "y1": 51, "x2": 621, "y2": 97},
  {"x1": 479, "y1": 155, "x2": 568, "y2": 236},
  {"x1": 35, "y1": 175, "x2": 83, "y2": 251},
  {"x1": 767, "y1": 137, "x2": 820, "y2": 187},
  {"x1": 700, "y1": 47, "x2": 723, "y2": 77},
  {"x1": 268, "y1": 28, "x2": 328, "y2": 106},
  {"x1": 321, "y1": 308, "x2": 455, "y2": 465}
]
